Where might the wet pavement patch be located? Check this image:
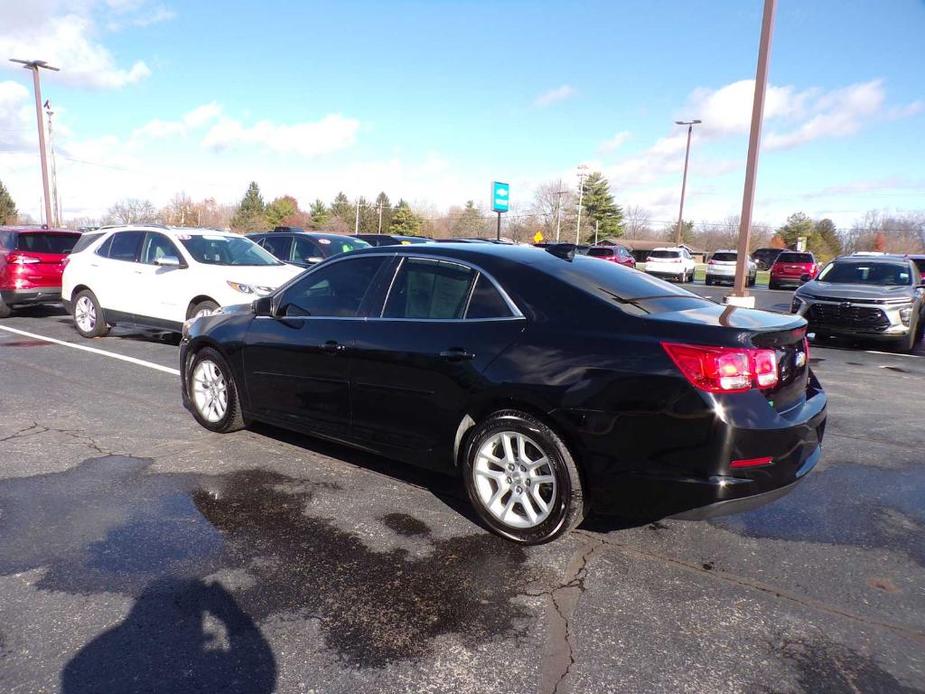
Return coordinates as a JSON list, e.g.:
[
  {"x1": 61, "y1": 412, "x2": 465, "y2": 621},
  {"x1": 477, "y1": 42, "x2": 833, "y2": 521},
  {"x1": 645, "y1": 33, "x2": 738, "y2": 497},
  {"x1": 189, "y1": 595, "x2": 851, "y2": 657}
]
[
  {"x1": 777, "y1": 636, "x2": 918, "y2": 693},
  {"x1": 710, "y1": 463, "x2": 925, "y2": 565},
  {"x1": 0, "y1": 456, "x2": 542, "y2": 671},
  {"x1": 0, "y1": 340, "x2": 51, "y2": 347}
]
